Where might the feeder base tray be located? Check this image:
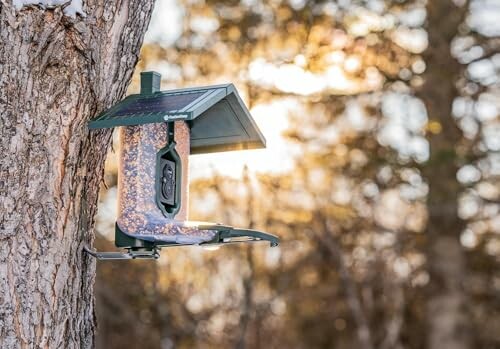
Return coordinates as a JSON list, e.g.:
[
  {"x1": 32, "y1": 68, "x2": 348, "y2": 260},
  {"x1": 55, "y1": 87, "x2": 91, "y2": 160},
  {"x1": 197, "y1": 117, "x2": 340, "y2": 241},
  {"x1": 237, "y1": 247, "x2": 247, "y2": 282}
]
[{"x1": 84, "y1": 222, "x2": 279, "y2": 260}]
